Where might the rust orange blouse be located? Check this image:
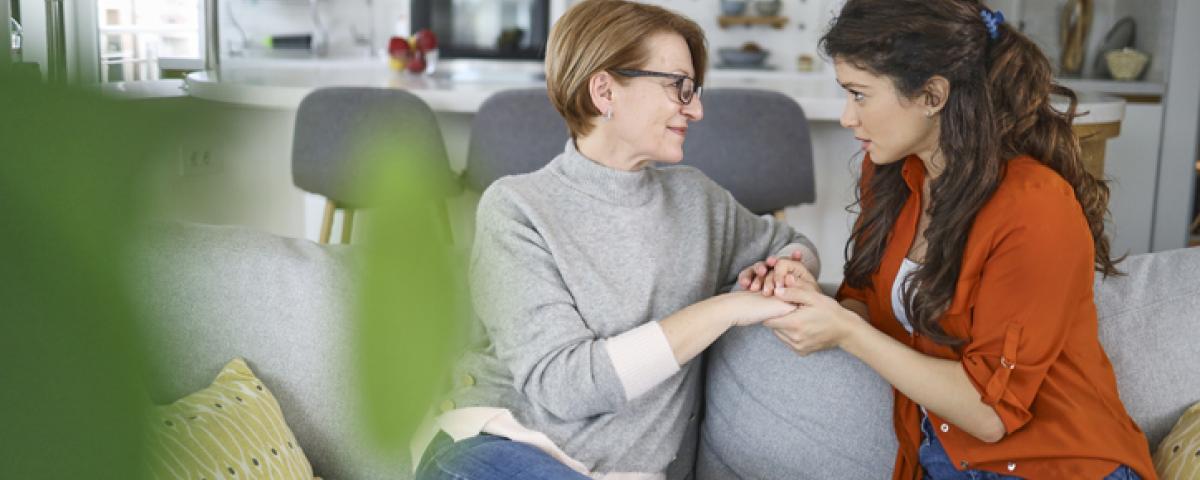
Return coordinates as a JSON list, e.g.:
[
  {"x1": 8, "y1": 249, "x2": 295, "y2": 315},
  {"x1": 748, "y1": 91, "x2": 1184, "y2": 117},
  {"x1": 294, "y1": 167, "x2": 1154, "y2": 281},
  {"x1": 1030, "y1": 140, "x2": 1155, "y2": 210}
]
[{"x1": 837, "y1": 155, "x2": 1157, "y2": 479}]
